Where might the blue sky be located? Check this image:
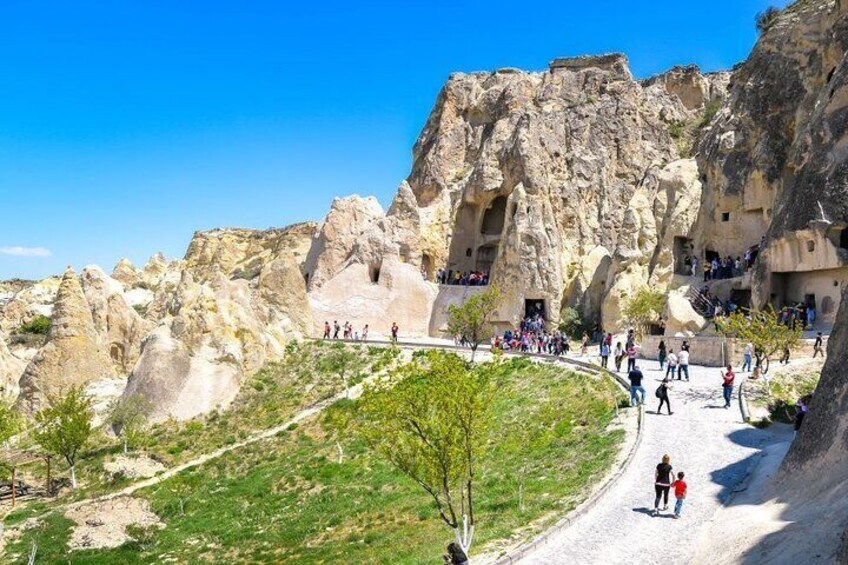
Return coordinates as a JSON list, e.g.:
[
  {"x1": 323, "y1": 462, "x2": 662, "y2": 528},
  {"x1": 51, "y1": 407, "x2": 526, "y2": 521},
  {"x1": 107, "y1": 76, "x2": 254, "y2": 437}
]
[{"x1": 0, "y1": 0, "x2": 788, "y2": 280}]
